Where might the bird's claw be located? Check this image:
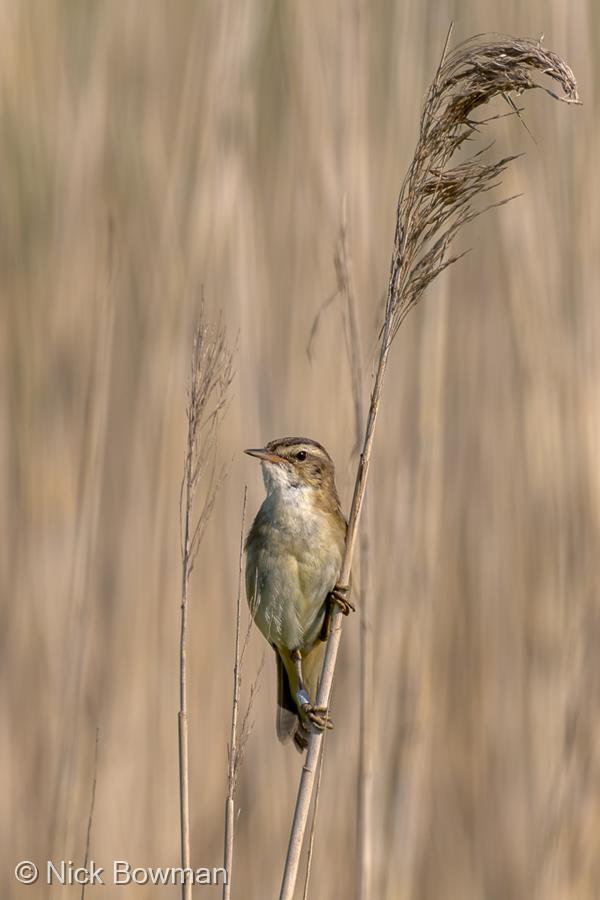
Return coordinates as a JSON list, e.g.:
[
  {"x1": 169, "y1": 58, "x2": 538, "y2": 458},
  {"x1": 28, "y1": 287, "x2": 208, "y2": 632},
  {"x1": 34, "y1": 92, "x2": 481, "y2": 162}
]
[
  {"x1": 304, "y1": 704, "x2": 334, "y2": 732},
  {"x1": 296, "y1": 690, "x2": 334, "y2": 732},
  {"x1": 330, "y1": 582, "x2": 355, "y2": 616}
]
